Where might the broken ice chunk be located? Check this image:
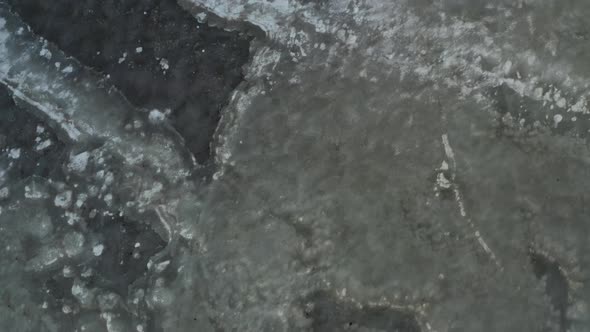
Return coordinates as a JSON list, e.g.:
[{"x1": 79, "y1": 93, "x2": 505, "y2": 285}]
[
  {"x1": 436, "y1": 172, "x2": 452, "y2": 189},
  {"x1": 71, "y1": 279, "x2": 94, "y2": 307},
  {"x1": 196, "y1": 12, "x2": 207, "y2": 22},
  {"x1": 159, "y1": 58, "x2": 169, "y2": 71},
  {"x1": 61, "y1": 65, "x2": 74, "y2": 74},
  {"x1": 0, "y1": 187, "x2": 8, "y2": 199},
  {"x1": 553, "y1": 114, "x2": 563, "y2": 127},
  {"x1": 63, "y1": 231, "x2": 85, "y2": 257},
  {"x1": 103, "y1": 193, "x2": 113, "y2": 206},
  {"x1": 65, "y1": 211, "x2": 80, "y2": 225},
  {"x1": 54, "y1": 190, "x2": 73, "y2": 208},
  {"x1": 118, "y1": 52, "x2": 127, "y2": 64},
  {"x1": 154, "y1": 260, "x2": 170, "y2": 273},
  {"x1": 62, "y1": 265, "x2": 74, "y2": 278},
  {"x1": 68, "y1": 151, "x2": 90, "y2": 173},
  {"x1": 148, "y1": 285, "x2": 173, "y2": 307},
  {"x1": 34, "y1": 138, "x2": 52, "y2": 151},
  {"x1": 97, "y1": 292, "x2": 122, "y2": 311},
  {"x1": 93, "y1": 243, "x2": 105, "y2": 256},
  {"x1": 32, "y1": 214, "x2": 54, "y2": 238},
  {"x1": 8, "y1": 148, "x2": 20, "y2": 159},
  {"x1": 25, "y1": 246, "x2": 64, "y2": 271},
  {"x1": 148, "y1": 109, "x2": 166, "y2": 124},
  {"x1": 75, "y1": 193, "x2": 87, "y2": 208},
  {"x1": 39, "y1": 48, "x2": 52, "y2": 59},
  {"x1": 25, "y1": 180, "x2": 49, "y2": 199}
]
